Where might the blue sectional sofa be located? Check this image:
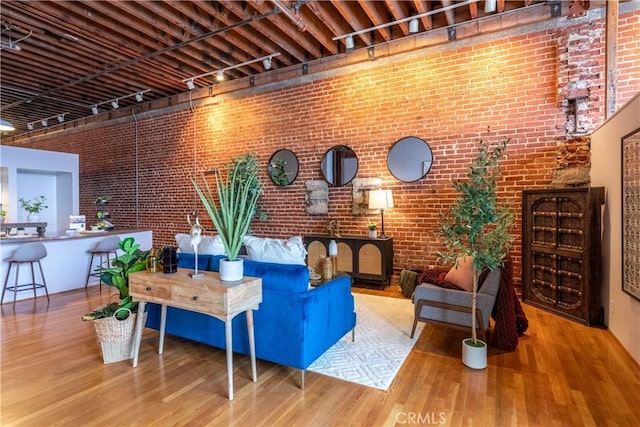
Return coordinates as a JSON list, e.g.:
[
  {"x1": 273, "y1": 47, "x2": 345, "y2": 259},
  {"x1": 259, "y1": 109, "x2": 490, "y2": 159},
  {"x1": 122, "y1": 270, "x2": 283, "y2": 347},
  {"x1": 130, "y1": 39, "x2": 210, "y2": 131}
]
[{"x1": 144, "y1": 253, "x2": 356, "y2": 376}]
